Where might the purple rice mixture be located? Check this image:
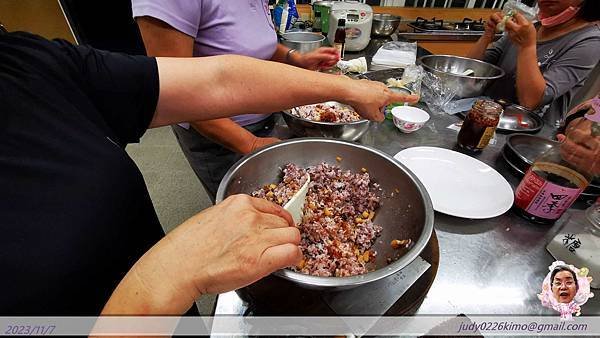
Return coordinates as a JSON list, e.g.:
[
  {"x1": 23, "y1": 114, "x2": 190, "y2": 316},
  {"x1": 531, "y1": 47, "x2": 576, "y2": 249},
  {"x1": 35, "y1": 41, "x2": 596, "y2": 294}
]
[
  {"x1": 292, "y1": 103, "x2": 362, "y2": 123},
  {"x1": 252, "y1": 163, "x2": 382, "y2": 277}
]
